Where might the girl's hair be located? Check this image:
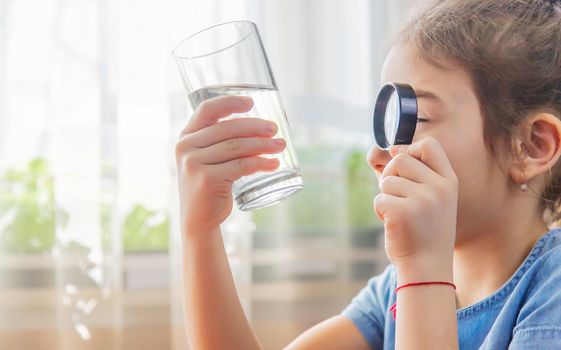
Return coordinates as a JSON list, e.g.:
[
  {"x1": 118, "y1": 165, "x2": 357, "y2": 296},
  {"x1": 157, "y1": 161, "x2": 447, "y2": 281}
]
[{"x1": 398, "y1": 0, "x2": 561, "y2": 223}]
